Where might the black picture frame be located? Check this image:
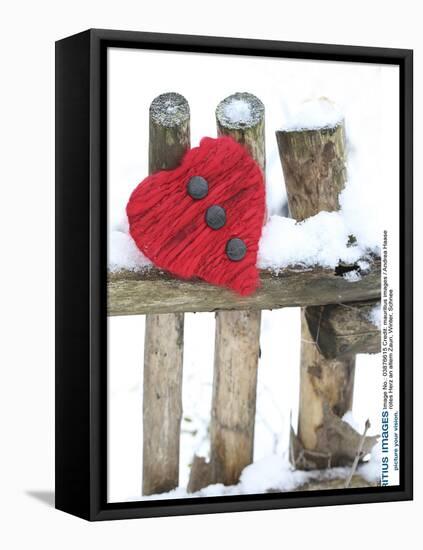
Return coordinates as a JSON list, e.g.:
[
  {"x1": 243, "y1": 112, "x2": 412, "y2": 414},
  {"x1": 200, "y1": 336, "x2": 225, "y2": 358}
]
[{"x1": 55, "y1": 28, "x2": 413, "y2": 521}]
